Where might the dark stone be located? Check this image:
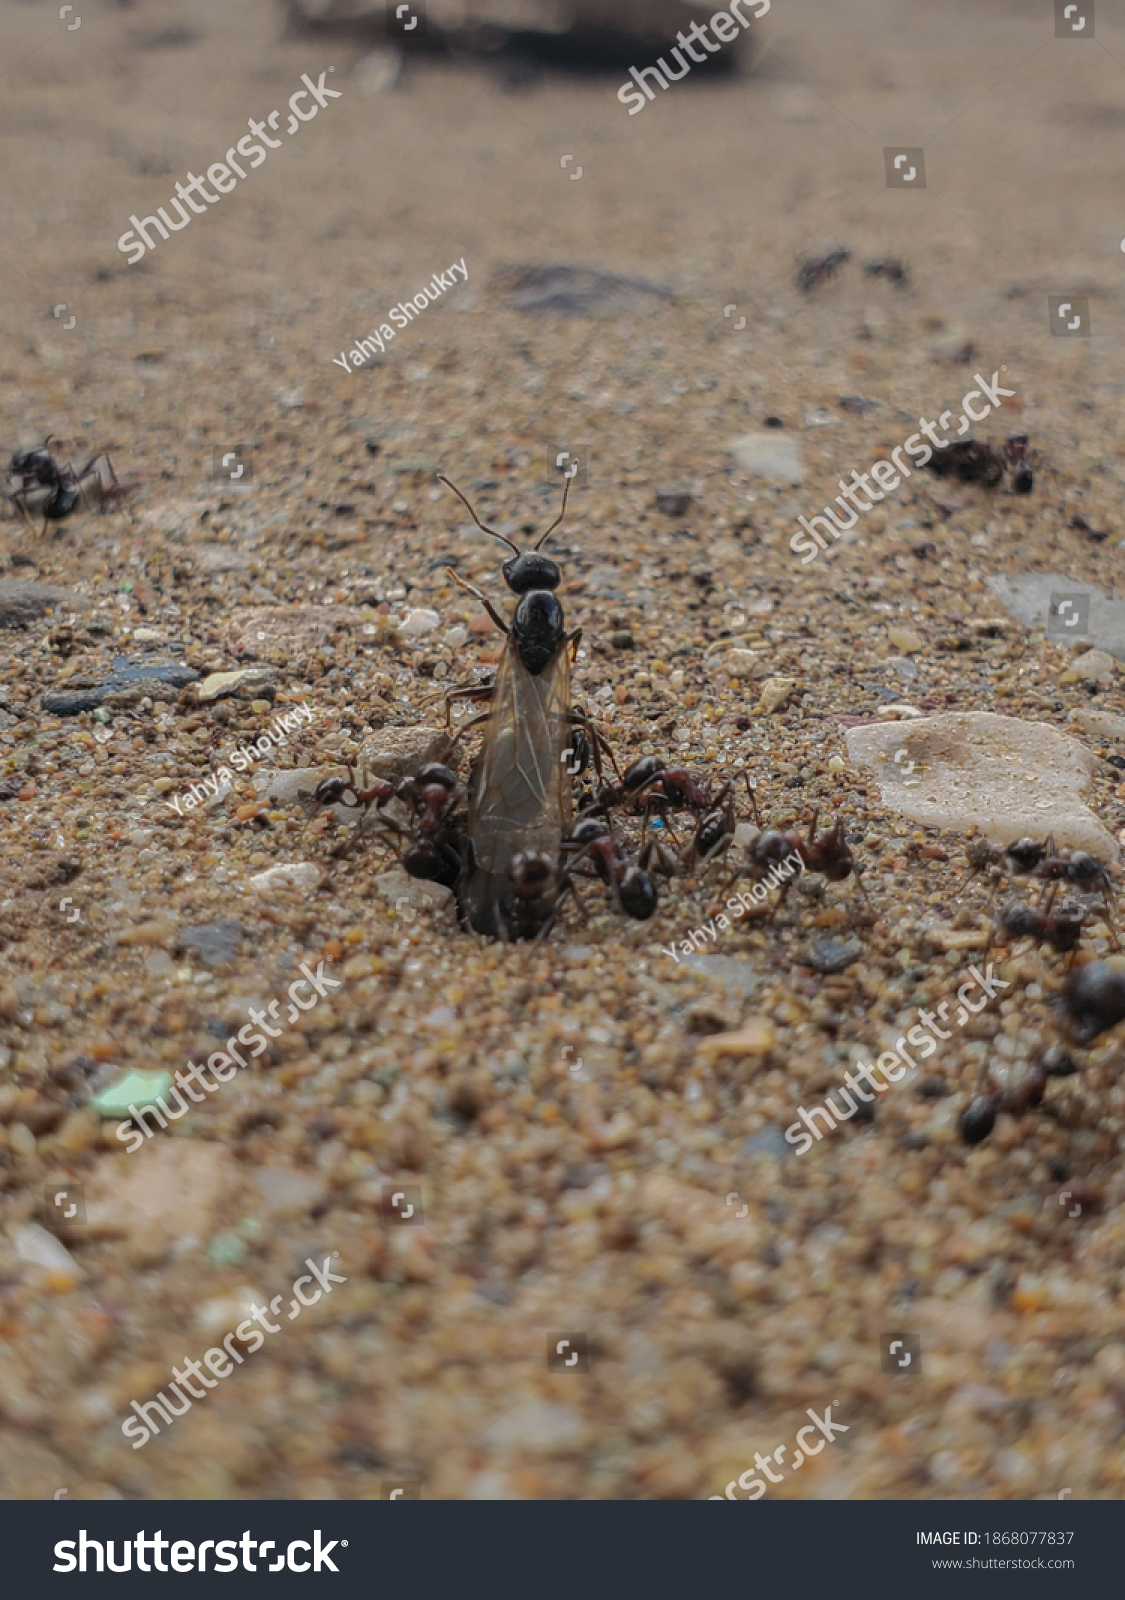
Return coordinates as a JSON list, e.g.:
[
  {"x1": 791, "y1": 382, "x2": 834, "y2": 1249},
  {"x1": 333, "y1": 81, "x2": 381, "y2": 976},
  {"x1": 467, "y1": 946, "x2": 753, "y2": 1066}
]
[
  {"x1": 0, "y1": 580, "x2": 84, "y2": 628},
  {"x1": 804, "y1": 938, "x2": 863, "y2": 975},
  {"x1": 173, "y1": 918, "x2": 244, "y2": 970},
  {"x1": 42, "y1": 656, "x2": 198, "y2": 715},
  {"x1": 492, "y1": 263, "x2": 675, "y2": 318},
  {"x1": 741, "y1": 1127, "x2": 791, "y2": 1159},
  {"x1": 655, "y1": 491, "x2": 692, "y2": 517}
]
